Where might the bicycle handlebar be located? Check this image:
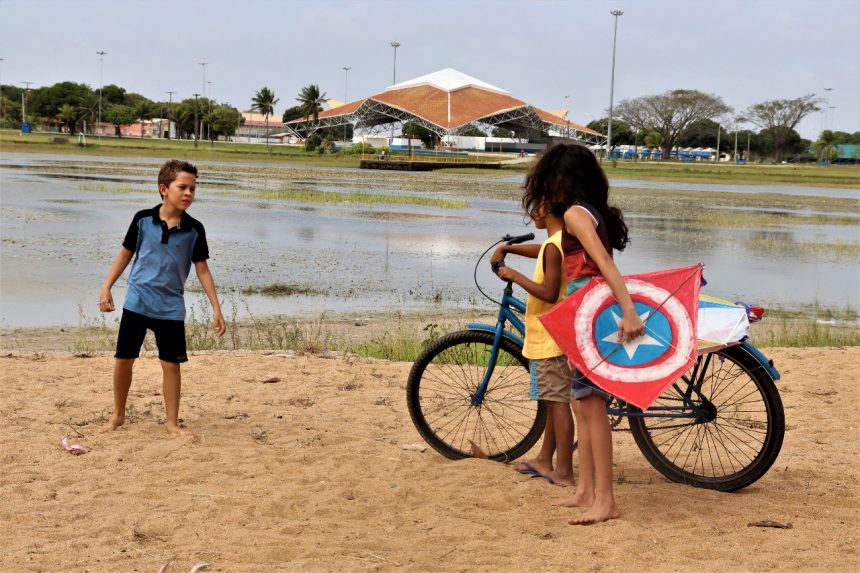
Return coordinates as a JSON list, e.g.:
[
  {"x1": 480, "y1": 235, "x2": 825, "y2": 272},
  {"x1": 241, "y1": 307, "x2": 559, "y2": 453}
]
[{"x1": 502, "y1": 232, "x2": 535, "y2": 245}]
